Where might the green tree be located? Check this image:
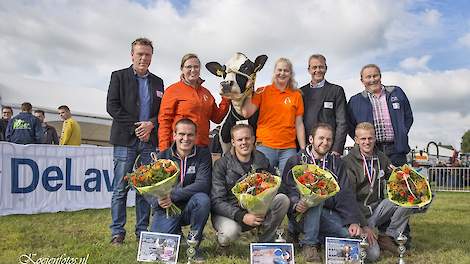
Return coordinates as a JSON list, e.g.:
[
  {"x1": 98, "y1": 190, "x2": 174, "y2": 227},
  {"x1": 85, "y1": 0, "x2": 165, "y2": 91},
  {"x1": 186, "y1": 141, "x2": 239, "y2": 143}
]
[{"x1": 461, "y1": 130, "x2": 470, "y2": 152}]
